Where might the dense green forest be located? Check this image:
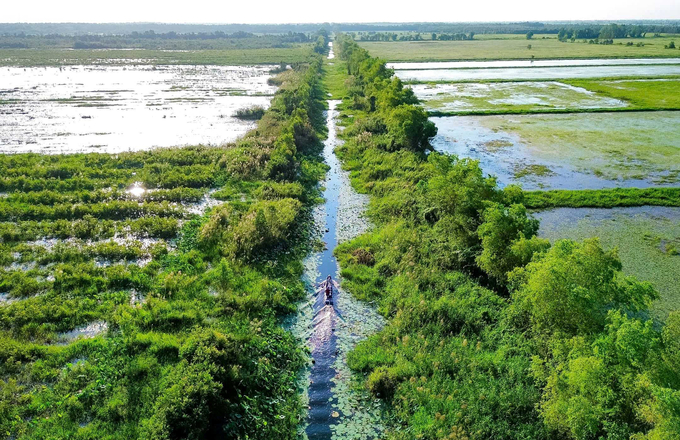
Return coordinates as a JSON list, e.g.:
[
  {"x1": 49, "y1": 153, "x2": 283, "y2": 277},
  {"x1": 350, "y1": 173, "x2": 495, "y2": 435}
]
[
  {"x1": 331, "y1": 34, "x2": 680, "y2": 440},
  {"x1": 0, "y1": 40, "x2": 329, "y2": 438}
]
